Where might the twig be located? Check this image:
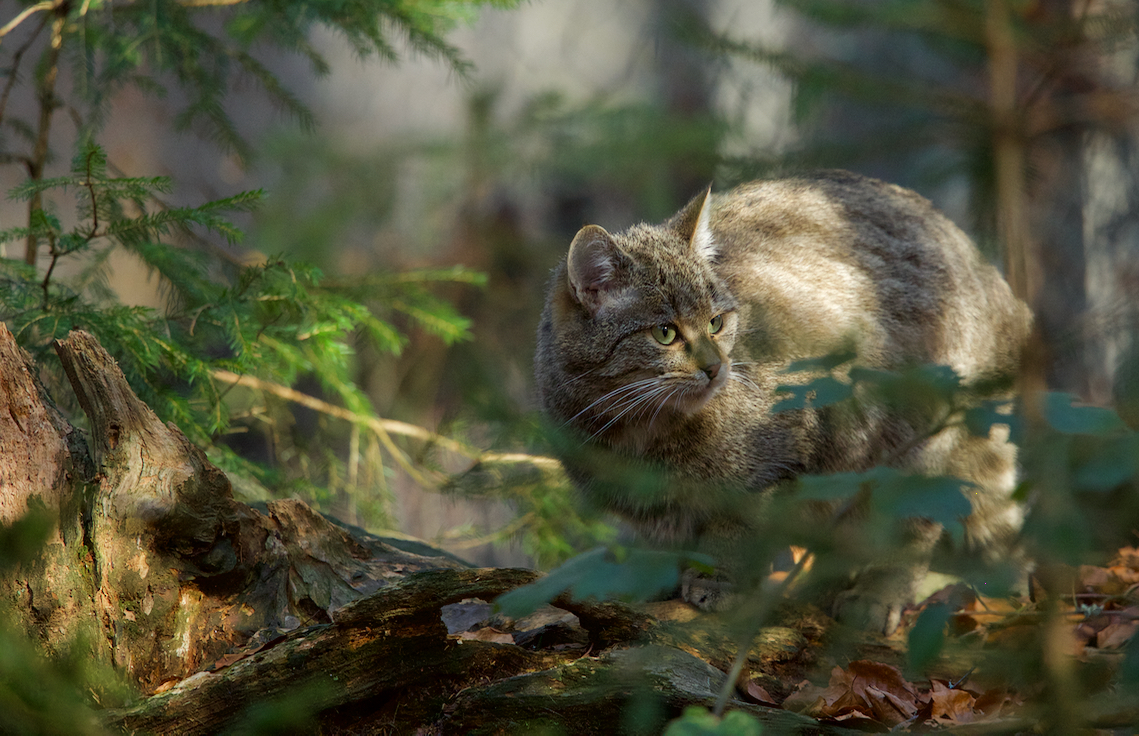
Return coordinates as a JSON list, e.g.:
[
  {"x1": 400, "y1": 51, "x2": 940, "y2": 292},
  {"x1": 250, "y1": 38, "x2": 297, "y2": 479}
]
[
  {"x1": 40, "y1": 230, "x2": 59, "y2": 306},
  {"x1": 209, "y1": 369, "x2": 562, "y2": 471},
  {"x1": 84, "y1": 146, "x2": 100, "y2": 238},
  {"x1": 0, "y1": 12, "x2": 50, "y2": 126},
  {"x1": 0, "y1": 1, "x2": 54, "y2": 41},
  {"x1": 441, "y1": 512, "x2": 537, "y2": 550},
  {"x1": 24, "y1": 5, "x2": 66, "y2": 266},
  {"x1": 712, "y1": 552, "x2": 814, "y2": 717}
]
